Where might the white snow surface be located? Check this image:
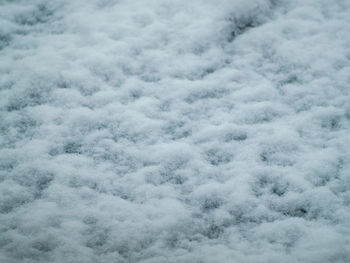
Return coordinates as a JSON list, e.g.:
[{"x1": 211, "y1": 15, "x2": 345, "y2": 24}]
[{"x1": 1, "y1": 0, "x2": 350, "y2": 262}]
